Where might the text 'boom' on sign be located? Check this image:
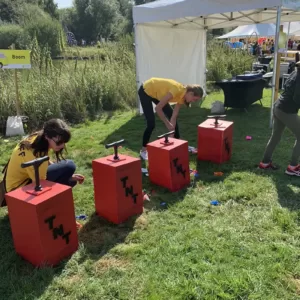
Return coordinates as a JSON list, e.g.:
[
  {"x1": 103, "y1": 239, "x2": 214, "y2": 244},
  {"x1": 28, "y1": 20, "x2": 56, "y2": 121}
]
[{"x1": 0, "y1": 50, "x2": 31, "y2": 69}]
